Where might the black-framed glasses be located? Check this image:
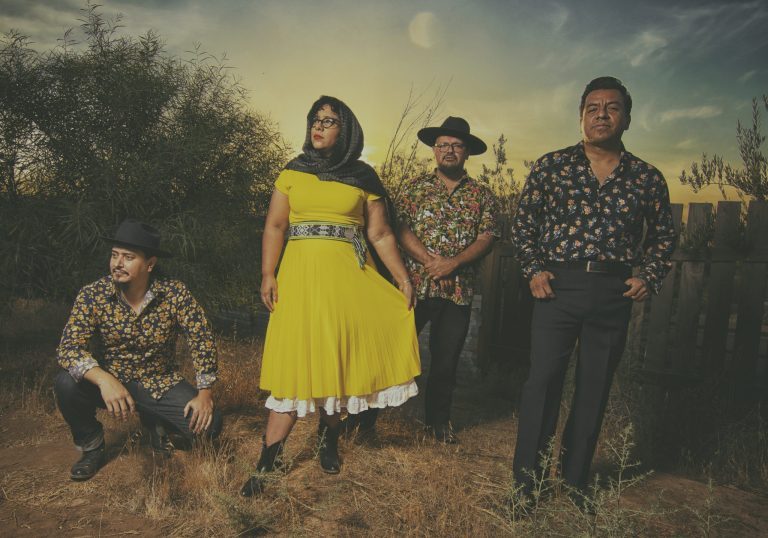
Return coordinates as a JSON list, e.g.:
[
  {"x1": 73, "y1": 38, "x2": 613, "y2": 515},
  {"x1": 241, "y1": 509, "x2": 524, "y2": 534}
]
[
  {"x1": 434, "y1": 142, "x2": 466, "y2": 152},
  {"x1": 311, "y1": 117, "x2": 341, "y2": 129}
]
